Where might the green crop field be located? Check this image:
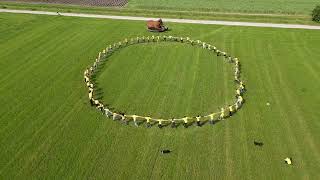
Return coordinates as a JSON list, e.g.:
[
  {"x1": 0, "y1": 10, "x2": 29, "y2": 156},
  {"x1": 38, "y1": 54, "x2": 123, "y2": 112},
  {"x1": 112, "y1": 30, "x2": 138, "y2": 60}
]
[
  {"x1": 127, "y1": 0, "x2": 320, "y2": 14},
  {"x1": 0, "y1": 13, "x2": 320, "y2": 179}
]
